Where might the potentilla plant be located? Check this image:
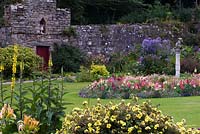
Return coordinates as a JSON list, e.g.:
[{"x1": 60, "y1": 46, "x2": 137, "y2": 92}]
[{"x1": 57, "y1": 98, "x2": 200, "y2": 134}]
